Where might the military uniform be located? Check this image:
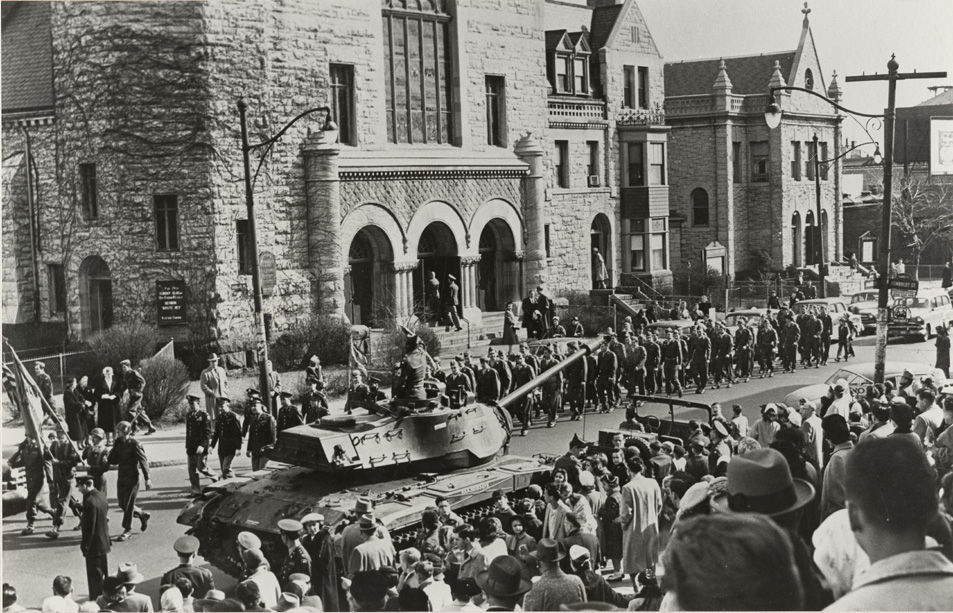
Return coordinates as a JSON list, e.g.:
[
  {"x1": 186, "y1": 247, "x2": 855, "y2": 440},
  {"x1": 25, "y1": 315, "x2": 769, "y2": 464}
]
[
  {"x1": 713, "y1": 331, "x2": 734, "y2": 387},
  {"x1": 510, "y1": 361, "x2": 536, "y2": 435},
  {"x1": 185, "y1": 407, "x2": 213, "y2": 492},
  {"x1": 819, "y1": 311, "x2": 833, "y2": 365},
  {"x1": 596, "y1": 348, "x2": 618, "y2": 412},
  {"x1": 107, "y1": 436, "x2": 150, "y2": 533},
  {"x1": 757, "y1": 324, "x2": 778, "y2": 376},
  {"x1": 538, "y1": 354, "x2": 562, "y2": 427},
  {"x1": 585, "y1": 352, "x2": 599, "y2": 407},
  {"x1": 83, "y1": 443, "x2": 111, "y2": 497},
  {"x1": 280, "y1": 544, "x2": 312, "y2": 586},
  {"x1": 46, "y1": 439, "x2": 82, "y2": 527},
  {"x1": 643, "y1": 338, "x2": 661, "y2": 395},
  {"x1": 689, "y1": 333, "x2": 712, "y2": 393},
  {"x1": 476, "y1": 366, "x2": 501, "y2": 403},
  {"x1": 734, "y1": 326, "x2": 754, "y2": 381},
  {"x1": 247, "y1": 412, "x2": 277, "y2": 471},
  {"x1": 781, "y1": 320, "x2": 801, "y2": 372},
  {"x1": 661, "y1": 337, "x2": 683, "y2": 396},
  {"x1": 302, "y1": 528, "x2": 338, "y2": 611},
  {"x1": 607, "y1": 338, "x2": 627, "y2": 404},
  {"x1": 277, "y1": 403, "x2": 305, "y2": 431},
  {"x1": 564, "y1": 348, "x2": 588, "y2": 419},
  {"x1": 493, "y1": 358, "x2": 513, "y2": 396},
  {"x1": 445, "y1": 371, "x2": 472, "y2": 405},
  {"x1": 627, "y1": 342, "x2": 647, "y2": 397},
  {"x1": 161, "y1": 563, "x2": 215, "y2": 599},
  {"x1": 9, "y1": 440, "x2": 55, "y2": 530},
  {"x1": 210, "y1": 410, "x2": 243, "y2": 478}
]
